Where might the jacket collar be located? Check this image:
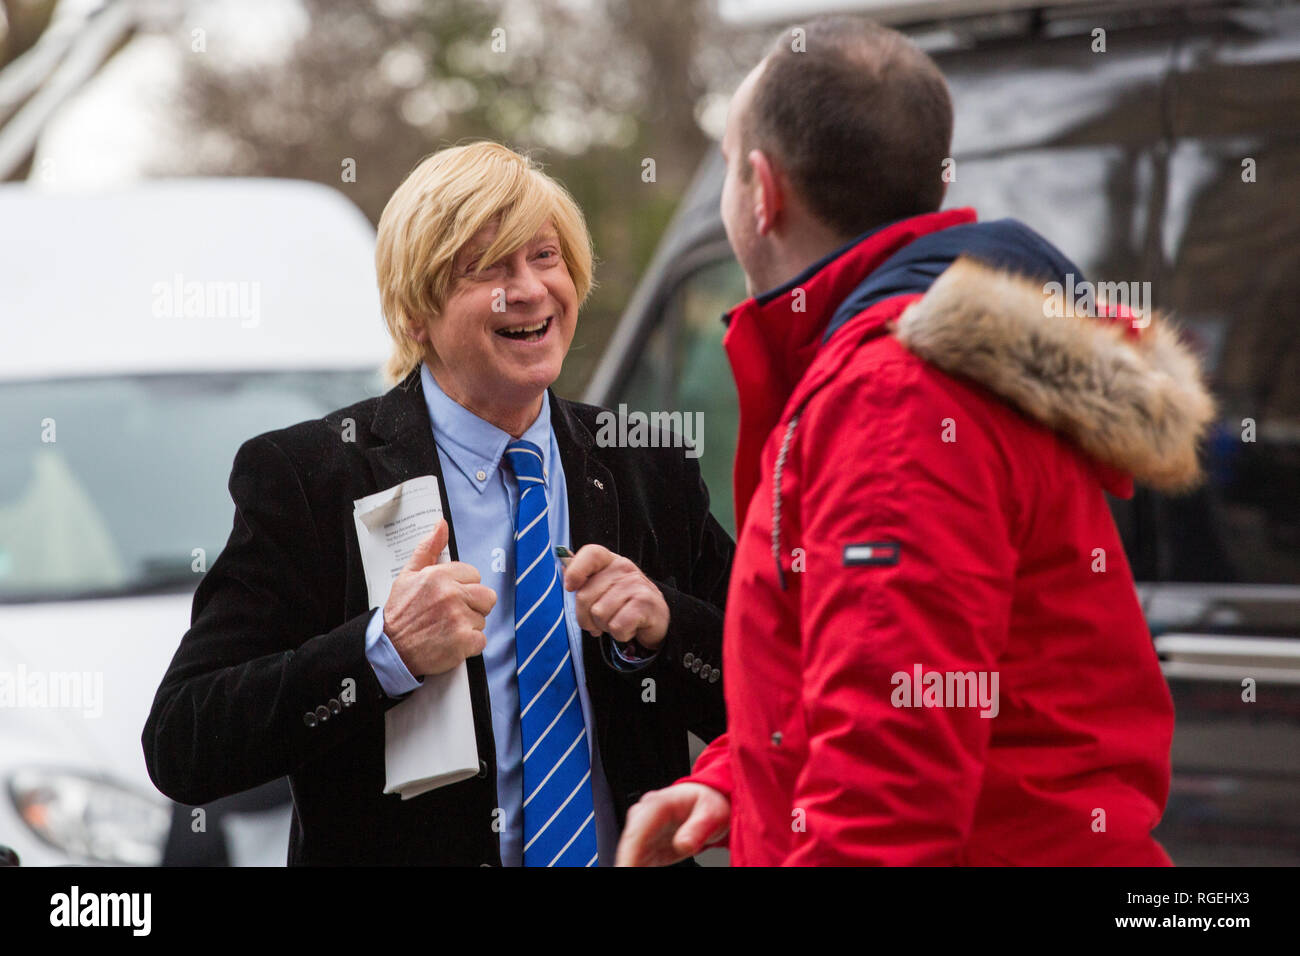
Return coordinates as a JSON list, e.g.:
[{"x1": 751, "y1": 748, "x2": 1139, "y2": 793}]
[
  {"x1": 365, "y1": 365, "x2": 447, "y2": 537},
  {"x1": 549, "y1": 392, "x2": 620, "y2": 559},
  {"x1": 365, "y1": 366, "x2": 619, "y2": 556},
  {"x1": 722, "y1": 208, "x2": 977, "y2": 529},
  {"x1": 723, "y1": 208, "x2": 978, "y2": 393}
]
